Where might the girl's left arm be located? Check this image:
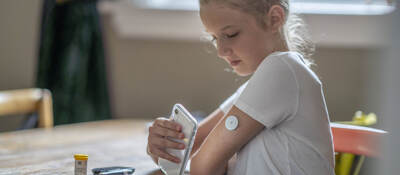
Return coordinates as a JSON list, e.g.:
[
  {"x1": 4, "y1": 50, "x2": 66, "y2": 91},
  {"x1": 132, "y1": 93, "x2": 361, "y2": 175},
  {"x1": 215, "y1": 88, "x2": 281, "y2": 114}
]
[{"x1": 190, "y1": 105, "x2": 265, "y2": 175}]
